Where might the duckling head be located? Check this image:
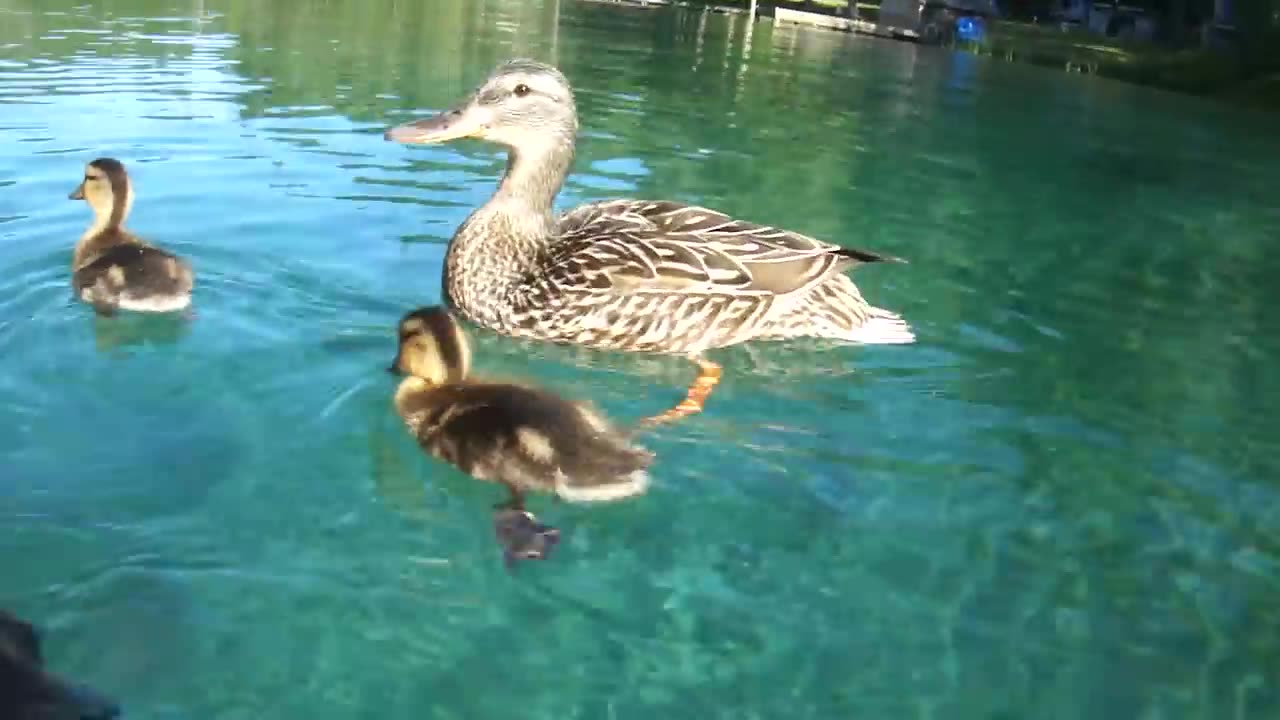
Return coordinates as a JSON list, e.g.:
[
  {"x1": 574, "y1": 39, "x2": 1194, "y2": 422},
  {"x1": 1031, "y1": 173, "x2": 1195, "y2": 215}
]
[
  {"x1": 387, "y1": 306, "x2": 472, "y2": 385},
  {"x1": 384, "y1": 59, "x2": 578, "y2": 155},
  {"x1": 69, "y1": 157, "x2": 133, "y2": 231}
]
